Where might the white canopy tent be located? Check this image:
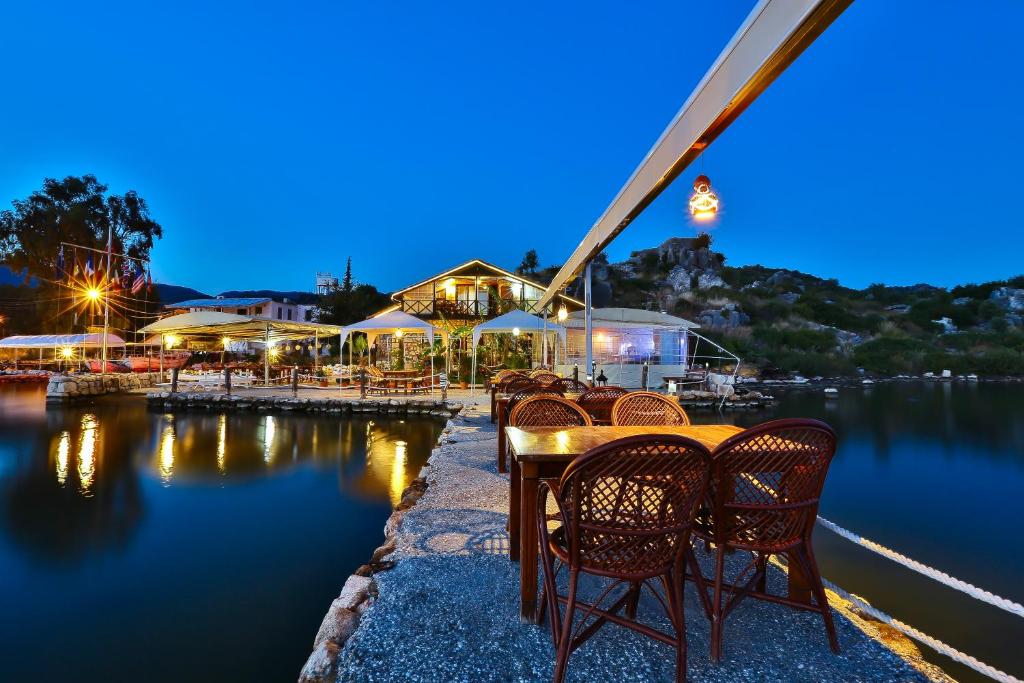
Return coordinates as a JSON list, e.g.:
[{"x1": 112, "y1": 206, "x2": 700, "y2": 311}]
[
  {"x1": 0, "y1": 333, "x2": 126, "y2": 349},
  {"x1": 470, "y1": 309, "x2": 567, "y2": 393},
  {"x1": 339, "y1": 310, "x2": 448, "y2": 391},
  {"x1": 0, "y1": 333, "x2": 127, "y2": 369},
  {"x1": 140, "y1": 311, "x2": 343, "y2": 383}
]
